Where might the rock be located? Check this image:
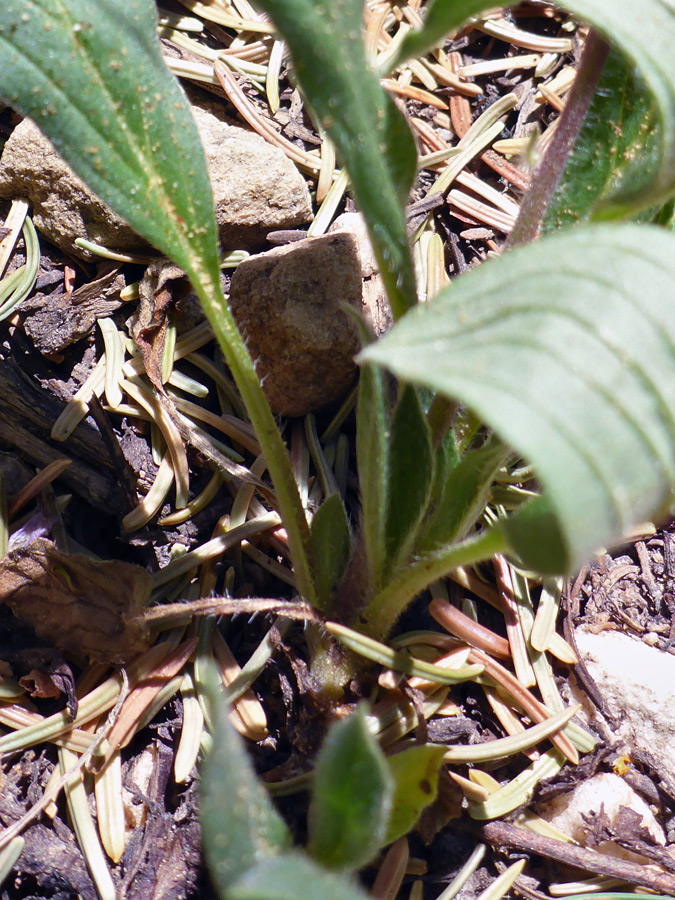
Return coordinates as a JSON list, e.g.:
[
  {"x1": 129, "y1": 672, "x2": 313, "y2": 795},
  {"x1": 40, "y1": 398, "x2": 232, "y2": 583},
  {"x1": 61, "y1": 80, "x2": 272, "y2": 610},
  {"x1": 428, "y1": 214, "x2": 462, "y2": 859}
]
[
  {"x1": 191, "y1": 103, "x2": 312, "y2": 249},
  {"x1": 329, "y1": 212, "x2": 392, "y2": 335},
  {"x1": 0, "y1": 105, "x2": 312, "y2": 260},
  {"x1": 228, "y1": 233, "x2": 362, "y2": 417},
  {"x1": 572, "y1": 628, "x2": 675, "y2": 784},
  {"x1": 536, "y1": 772, "x2": 665, "y2": 863}
]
